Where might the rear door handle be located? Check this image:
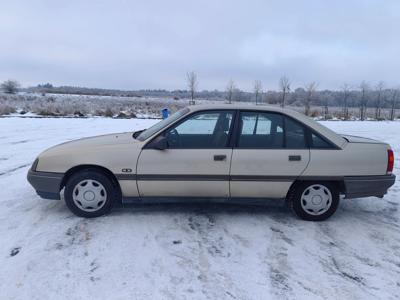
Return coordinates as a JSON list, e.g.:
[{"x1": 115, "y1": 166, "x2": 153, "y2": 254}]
[
  {"x1": 289, "y1": 155, "x2": 301, "y2": 161},
  {"x1": 214, "y1": 155, "x2": 227, "y2": 161}
]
